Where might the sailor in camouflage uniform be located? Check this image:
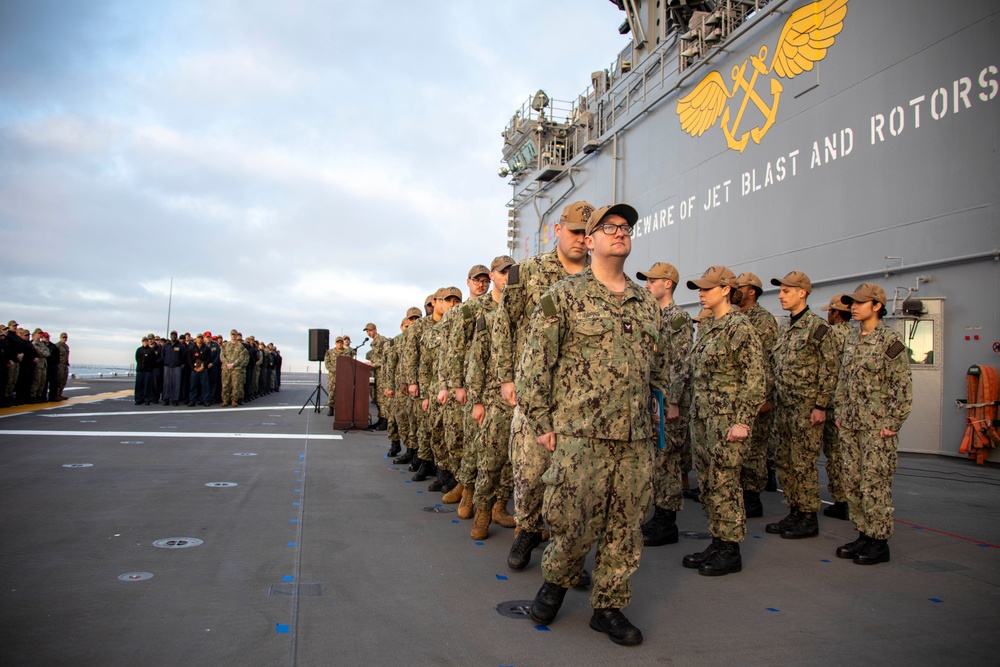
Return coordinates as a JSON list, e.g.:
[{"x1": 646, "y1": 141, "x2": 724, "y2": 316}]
[
  {"x1": 323, "y1": 337, "x2": 346, "y2": 415},
  {"x1": 417, "y1": 287, "x2": 462, "y2": 490},
  {"x1": 364, "y1": 322, "x2": 396, "y2": 454},
  {"x1": 820, "y1": 294, "x2": 854, "y2": 520},
  {"x1": 734, "y1": 272, "x2": 779, "y2": 517},
  {"x1": 221, "y1": 329, "x2": 249, "y2": 406},
  {"x1": 30, "y1": 328, "x2": 50, "y2": 401},
  {"x1": 398, "y1": 297, "x2": 437, "y2": 474},
  {"x1": 765, "y1": 271, "x2": 839, "y2": 539},
  {"x1": 681, "y1": 266, "x2": 766, "y2": 576},
  {"x1": 494, "y1": 200, "x2": 591, "y2": 570},
  {"x1": 636, "y1": 262, "x2": 693, "y2": 548},
  {"x1": 521, "y1": 204, "x2": 665, "y2": 646},
  {"x1": 466, "y1": 260, "x2": 517, "y2": 540},
  {"x1": 834, "y1": 283, "x2": 912, "y2": 565},
  {"x1": 56, "y1": 333, "x2": 70, "y2": 400},
  {"x1": 391, "y1": 307, "x2": 424, "y2": 466},
  {"x1": 437, "y1": 265, "x2": 493, "y2": 509}
]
